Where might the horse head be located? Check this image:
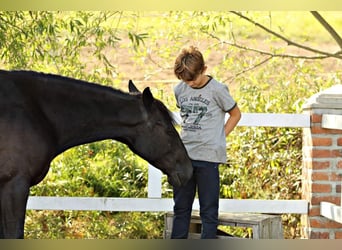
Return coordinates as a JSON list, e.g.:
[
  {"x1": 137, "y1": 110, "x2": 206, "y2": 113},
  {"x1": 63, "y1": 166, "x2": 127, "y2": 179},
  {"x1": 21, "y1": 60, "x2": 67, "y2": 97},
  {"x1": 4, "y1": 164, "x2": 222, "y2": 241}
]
[{"x1": 128, "y1": 80, "x2": 193, "y2": 187}]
